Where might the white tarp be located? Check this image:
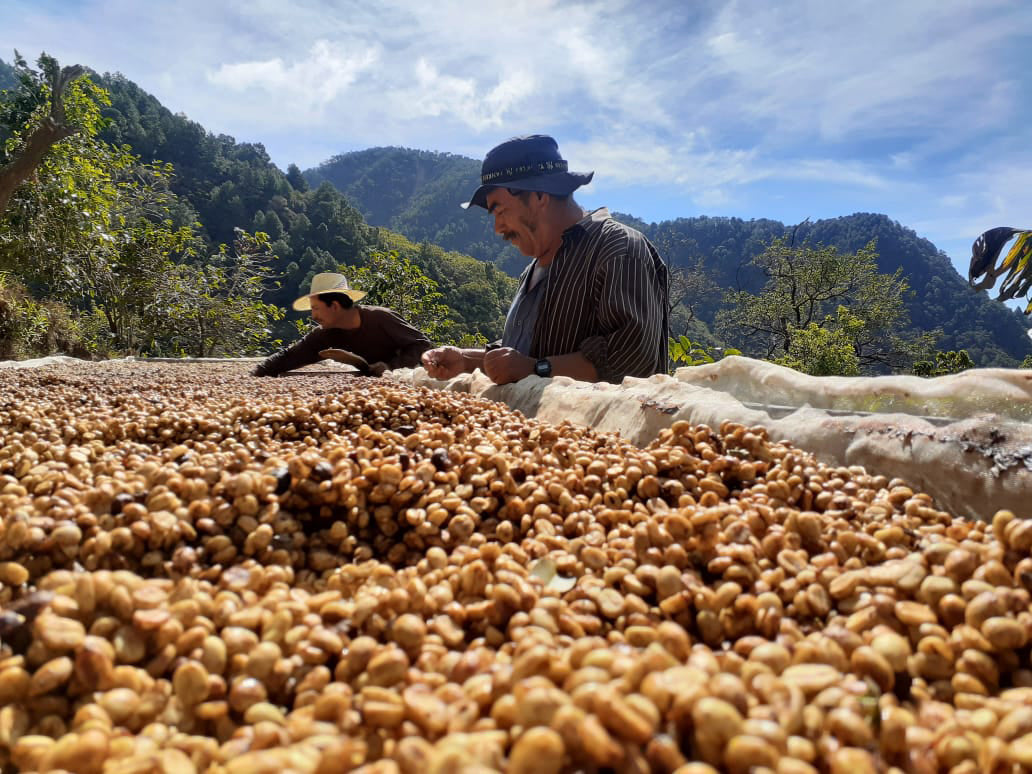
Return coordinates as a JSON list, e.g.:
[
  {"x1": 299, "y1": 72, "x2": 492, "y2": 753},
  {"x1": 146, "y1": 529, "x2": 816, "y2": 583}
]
[
  {"x1": 0, "y1": 355, "x2": 82, "y2": 369},
  {"x1": 675, "y1": 356, "x2": 1032, "y2": 423},
  {"x1": 397, "y1": 357, "x2": 1032, "y2": 522}
]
